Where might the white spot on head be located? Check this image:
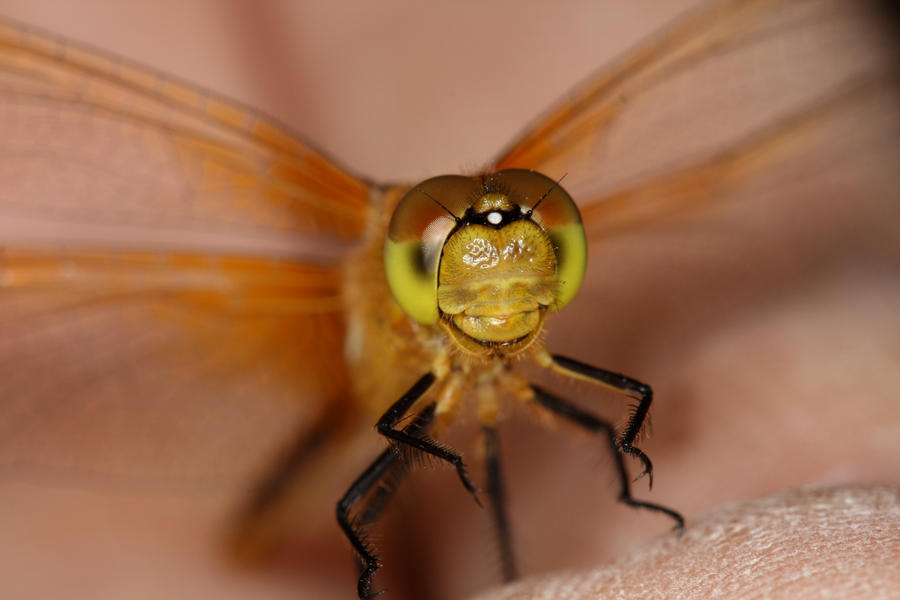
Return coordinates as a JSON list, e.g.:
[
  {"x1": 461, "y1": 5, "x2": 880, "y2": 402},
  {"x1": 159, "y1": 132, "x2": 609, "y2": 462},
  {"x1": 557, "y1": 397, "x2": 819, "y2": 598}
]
[{"x1": 487, "y1": 211, "x2": 502, "y2": 225}]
